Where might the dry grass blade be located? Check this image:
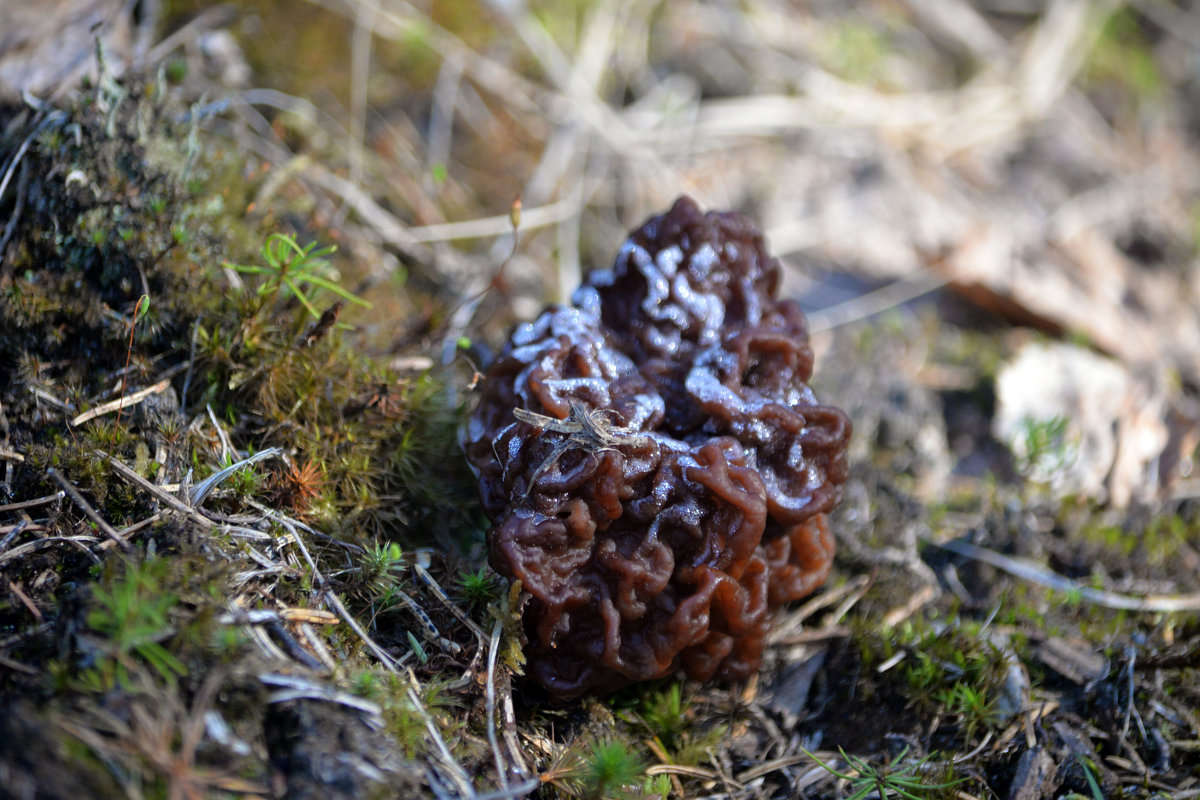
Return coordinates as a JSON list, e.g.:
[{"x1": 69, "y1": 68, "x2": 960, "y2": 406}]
[
  {"x1": 102, "y1": 452, "x2": 214, "y2": 529},
  {"x1": 69, "y1": 378, "x2": 173, "y2": 427},
  {"x1": 413, "y1": 561, "x2": 488, "y2": 644},
  {"x1": 55, "y1": 670, "x2": 271, "y2": 799},
  {"x1": 274, "y1": 515, "x2": 325, "y2": 592},
  {"x1": 737, "y1": 753, "x2": 812, "y2": 784},
  {"x1": 0, "y1": 536, "x2": 100, "y2": 566},
  {"x1": 261, "y1": 673, "x2": 383, "y2": 716},
  {"x1": 513, "y1": 401, "x2": 655, "y2": 501},
  {"x1": 323, "y1": 590, "x2": 402, "y2": 673},
  {"x1": 486, "y1": 619, "x2": 509, "y2": 792},
  {"x1": 0, "y1": 653, "x2": 38, "y2": 675},
  {"x1": 405, "y1": 199, "x2": 582, "y2": 243},
  {"x1": 385, "y1": 586, "x2": 462, "y2": 655},
  {"x1": 768, "y1": 574, "x2": 871, "y2": 645},
  {"x1": 189, "y1": 447, "x2": 282, "y2": 507},
  {"x1": 646, "y1": 763, "x2": 725, "y2": 780},
  {"x1": 806, "y1": 272, "x2": 950, "y2": 333},
  {"x1": 47, "y1": 467, "x2": 130, "y2": 552},
  {"x1": 934, "y1": 537, "x2": 1200, "y2": 612},
  {"x1": 0, "y1": 492, "x2": 62, "y2": 513}
]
